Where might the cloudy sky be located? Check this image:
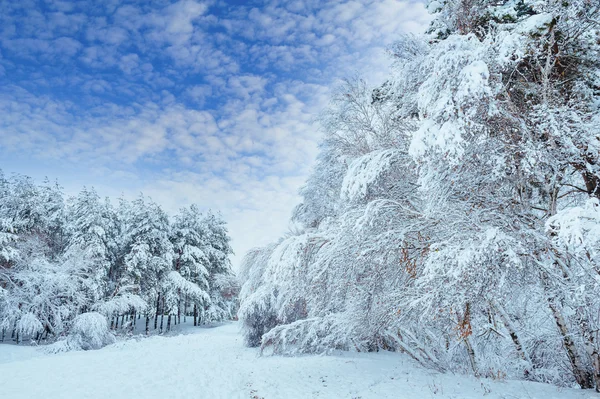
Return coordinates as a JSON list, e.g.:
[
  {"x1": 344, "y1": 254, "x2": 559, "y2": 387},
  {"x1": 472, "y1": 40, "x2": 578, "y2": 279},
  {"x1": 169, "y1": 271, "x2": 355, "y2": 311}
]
[{"x1": 0, "y1": 0, "x2": 430, "y2": 268}]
